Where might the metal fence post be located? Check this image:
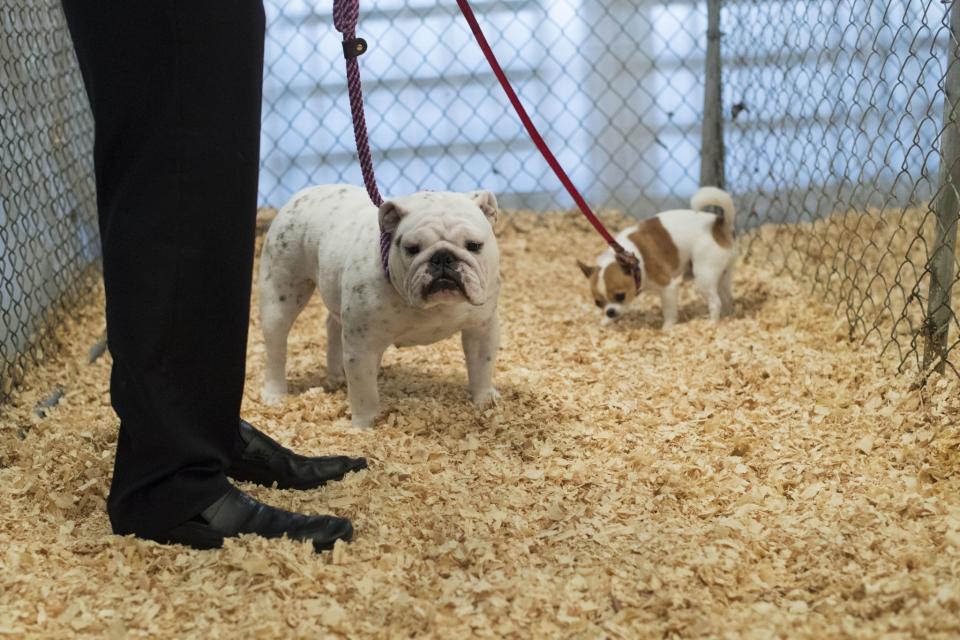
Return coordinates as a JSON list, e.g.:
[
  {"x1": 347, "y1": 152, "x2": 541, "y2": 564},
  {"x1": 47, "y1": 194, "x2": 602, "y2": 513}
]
[
  {"x1": 700, "y1": 0, "x2": 725, "y2": 189},
  {"x1": 923, "y1": 0, "x2": 960, "y2": 374}
]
